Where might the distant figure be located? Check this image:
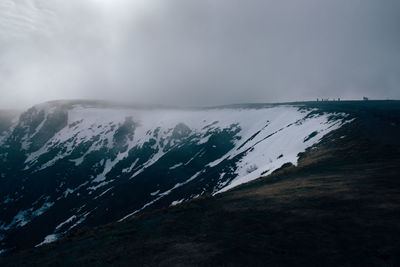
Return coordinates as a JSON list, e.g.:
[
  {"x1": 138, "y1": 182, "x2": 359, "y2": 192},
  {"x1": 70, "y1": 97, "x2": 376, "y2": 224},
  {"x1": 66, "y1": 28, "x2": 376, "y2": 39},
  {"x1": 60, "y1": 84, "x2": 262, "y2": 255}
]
[
  {"x1": 363, "y1": 97, "x2": 369, "y2": 101},
  {"x1": 338, "y1": 98, "x2": 340, "y2": 101},
  {"x1": 317, "y1": 98, "x2": 319, "y2": 102}
]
